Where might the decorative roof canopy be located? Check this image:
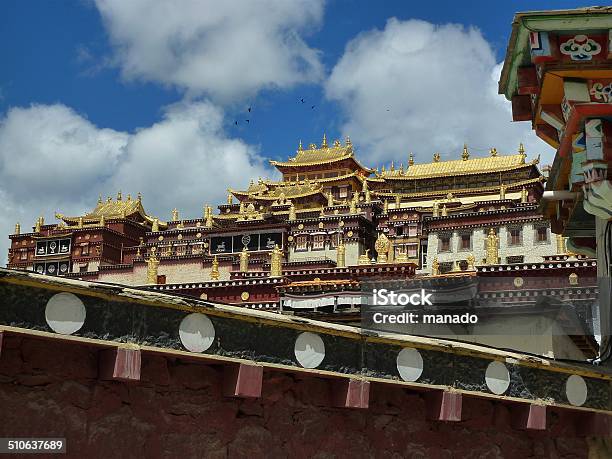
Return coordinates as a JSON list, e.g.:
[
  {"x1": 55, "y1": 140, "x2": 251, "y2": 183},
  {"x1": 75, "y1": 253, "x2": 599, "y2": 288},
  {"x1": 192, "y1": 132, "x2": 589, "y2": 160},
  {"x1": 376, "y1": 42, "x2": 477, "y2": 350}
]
[
  {"x1": 56, "y1": 193, "x2": 164, "y2": 228},
  {"x1": 270, "y1": 135, "x2": 372, "y2": 172},
  {"x1": 377, "y1": 150, "x2": 539, "y2": 180}
]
